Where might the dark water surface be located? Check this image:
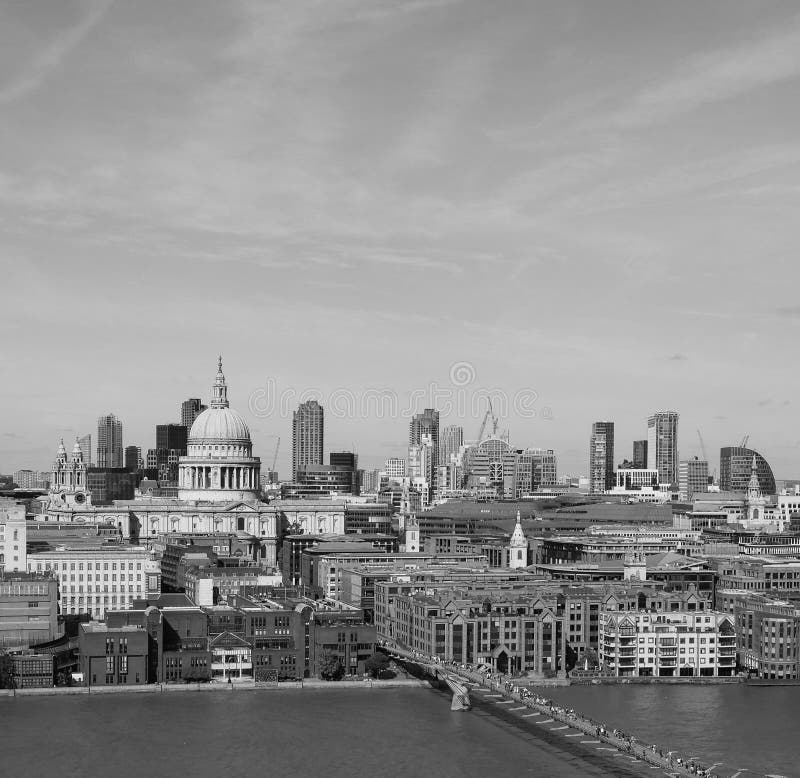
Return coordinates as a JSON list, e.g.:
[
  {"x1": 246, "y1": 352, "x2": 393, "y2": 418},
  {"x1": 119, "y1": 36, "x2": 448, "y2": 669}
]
[
  {"x1": 2, "y1": 687, "x2": 652, "y2": 778},
  {"x1": 547, "y1": 684, "x2": 799, "y2": 777}
]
